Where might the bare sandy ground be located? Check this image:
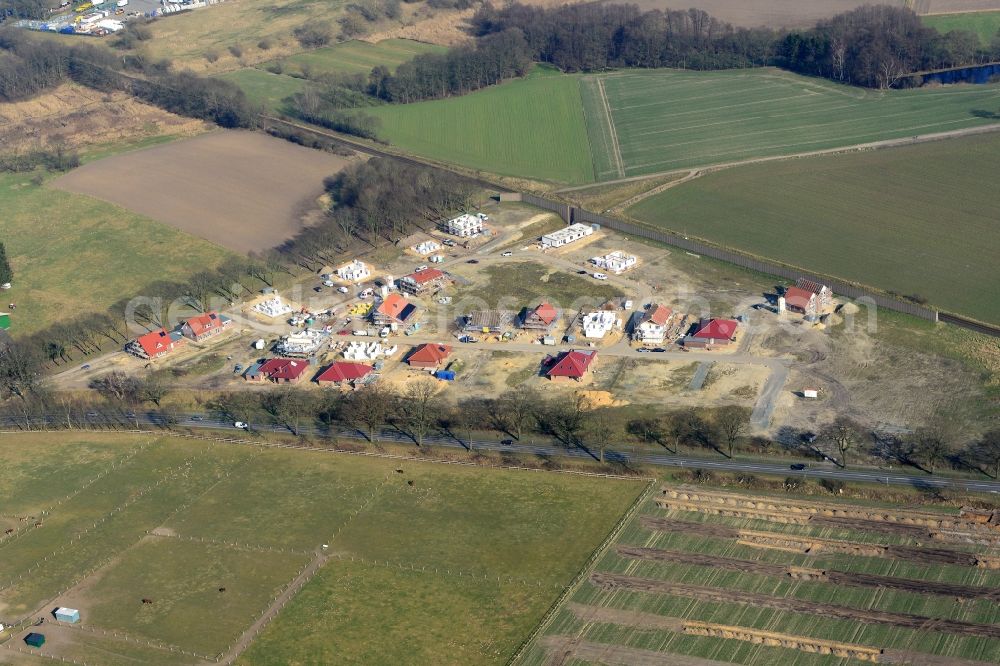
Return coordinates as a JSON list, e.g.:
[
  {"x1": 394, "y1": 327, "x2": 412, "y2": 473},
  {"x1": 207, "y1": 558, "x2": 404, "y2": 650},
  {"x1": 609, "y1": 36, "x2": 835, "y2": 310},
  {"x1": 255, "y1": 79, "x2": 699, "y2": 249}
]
[{"x1": 52, "y1": 131, "x2": 353, "y2": 254}]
